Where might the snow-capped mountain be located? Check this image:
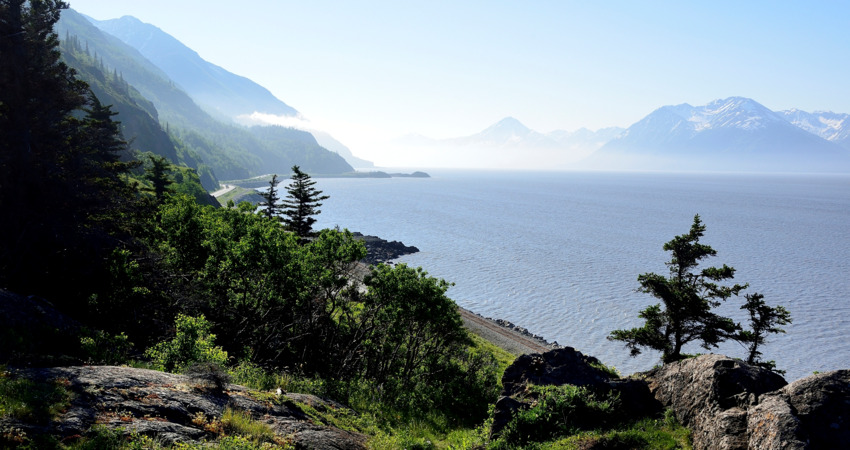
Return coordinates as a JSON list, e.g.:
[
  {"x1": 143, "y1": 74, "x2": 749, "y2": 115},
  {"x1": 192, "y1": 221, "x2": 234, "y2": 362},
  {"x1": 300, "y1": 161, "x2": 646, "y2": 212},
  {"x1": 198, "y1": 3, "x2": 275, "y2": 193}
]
[
  {"x1": 780, "y1": 109, "x2": 850, "y2": 149},
  {"x1": 584, "y1": 97, "x2": 850, "y2": 172},
  {"x1": 451, "y1": 117, "x2": 559, "y2": 148}
]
